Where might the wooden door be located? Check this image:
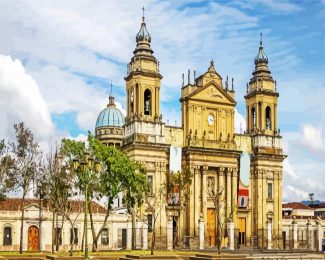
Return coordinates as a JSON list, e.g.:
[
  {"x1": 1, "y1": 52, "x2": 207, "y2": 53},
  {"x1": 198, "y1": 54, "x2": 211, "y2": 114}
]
[
  {"x1": 239, "y1": 218, "x2": 246, "y2": 245},
  {"x1": 207, "y1": 208, "x2": 216, "y2": 246},
  {"x1": 28, "y1": 225, "x2": 39, "y2": 251}
]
